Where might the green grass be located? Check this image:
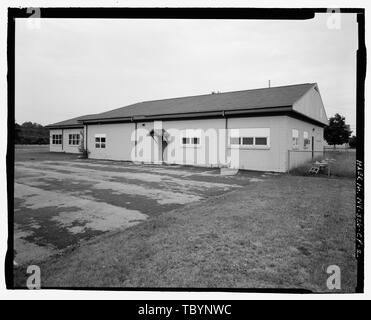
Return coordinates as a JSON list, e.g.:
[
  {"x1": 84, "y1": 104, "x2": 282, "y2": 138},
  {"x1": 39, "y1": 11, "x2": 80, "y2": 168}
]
[
  {"x1": 290, "y1": 150, "x2": 356, "y2": 178},
  {"x1": 325, "y1": 151, "x2": 356, "y2": 177},
  {"x1": 14, "y1": 175, "x2": 356, "y2": 292},
  {"x1": 15, "y1": 145, "x2": 80, "y2": 162}
]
